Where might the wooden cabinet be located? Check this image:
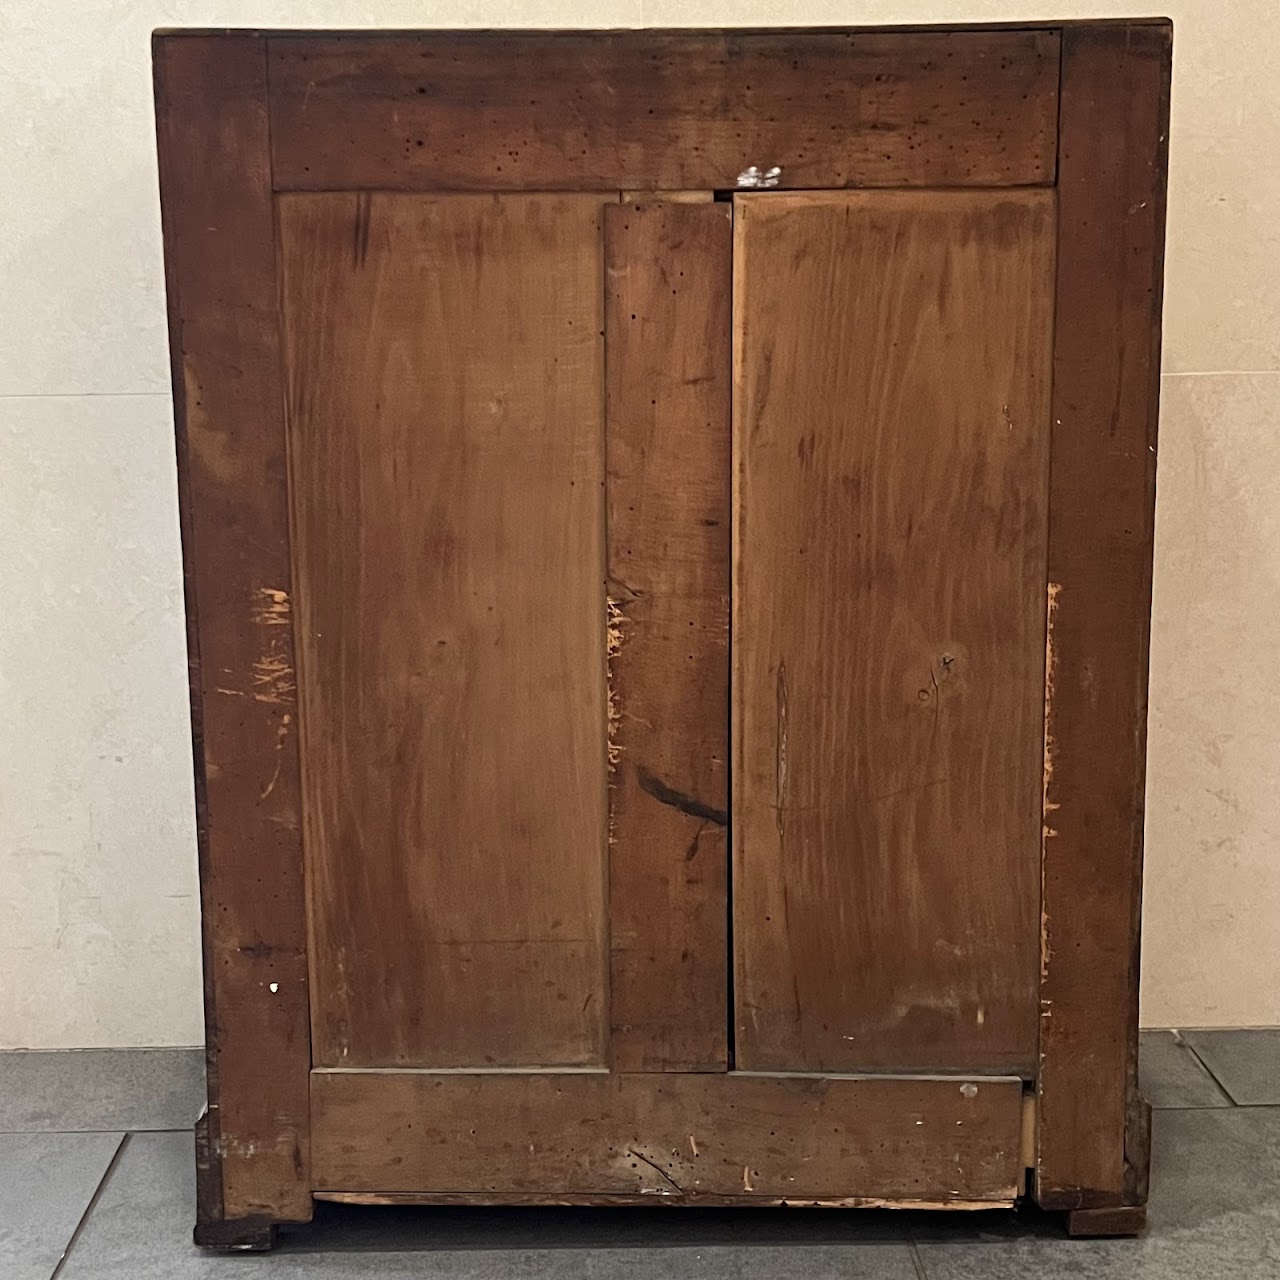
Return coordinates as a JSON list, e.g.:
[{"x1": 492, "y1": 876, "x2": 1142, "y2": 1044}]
[{"x1": 154, "y1": 22, "x2": 1171, "y2": 1249}]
